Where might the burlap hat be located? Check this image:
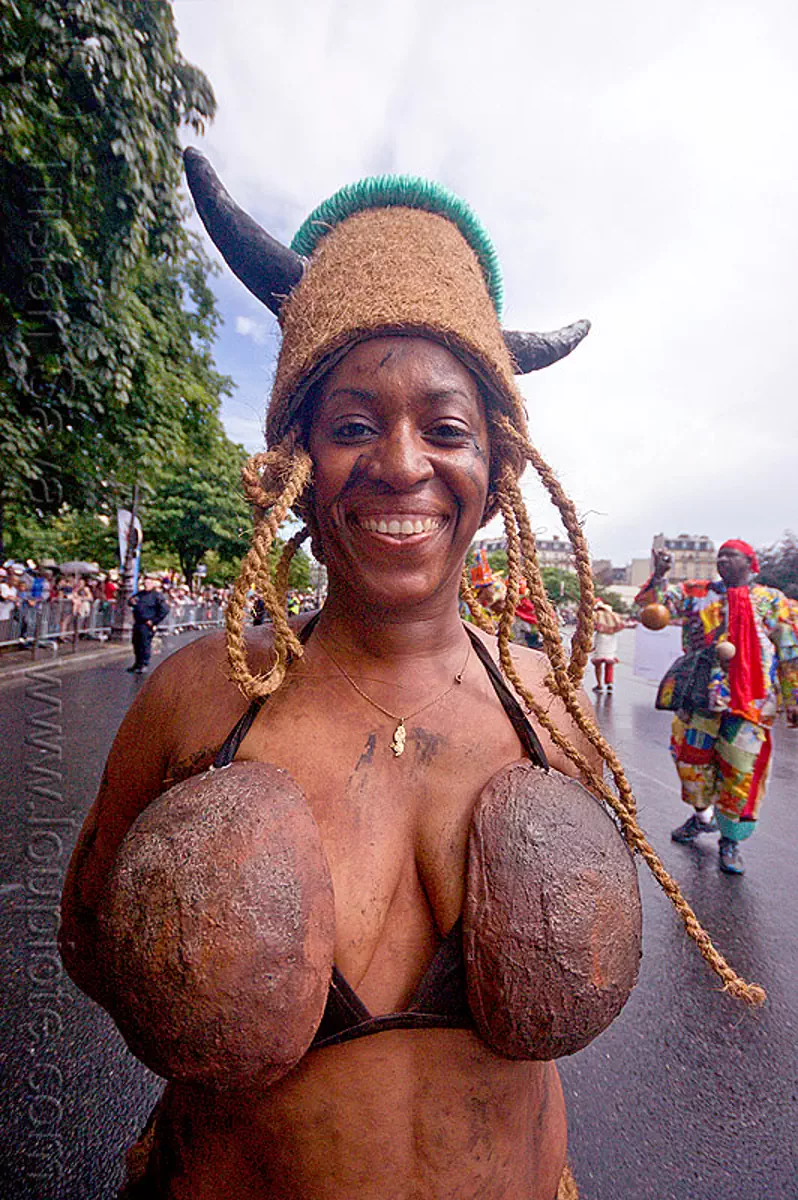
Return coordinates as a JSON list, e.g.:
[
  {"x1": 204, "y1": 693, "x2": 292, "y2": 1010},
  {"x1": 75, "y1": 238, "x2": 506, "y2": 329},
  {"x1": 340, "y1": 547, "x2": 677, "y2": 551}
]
[{"x1": 183, "y1": 150, "x2": 590, "y2": 452}]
